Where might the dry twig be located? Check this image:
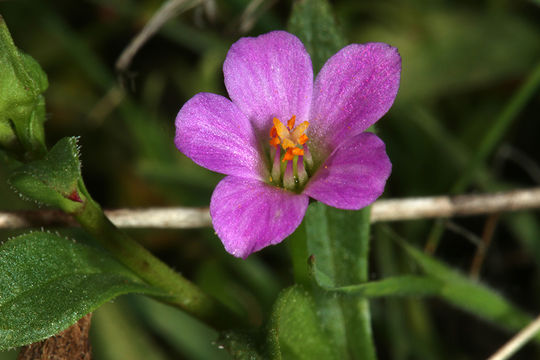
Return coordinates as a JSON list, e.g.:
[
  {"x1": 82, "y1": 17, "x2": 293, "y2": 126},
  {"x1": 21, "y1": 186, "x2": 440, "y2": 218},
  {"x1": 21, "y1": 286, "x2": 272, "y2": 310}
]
[
  {"x1": 116, "y1": 0, "x2": 202, "y2": 73},
  {"x1": 1, "y1": 187, "x2": 539, "y2": 230},
  {"x1": 487, "y1": 313, "x2": 540, "y2": 360}
]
